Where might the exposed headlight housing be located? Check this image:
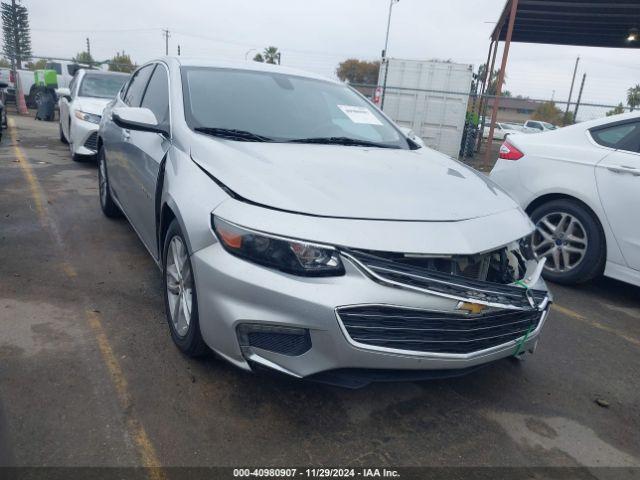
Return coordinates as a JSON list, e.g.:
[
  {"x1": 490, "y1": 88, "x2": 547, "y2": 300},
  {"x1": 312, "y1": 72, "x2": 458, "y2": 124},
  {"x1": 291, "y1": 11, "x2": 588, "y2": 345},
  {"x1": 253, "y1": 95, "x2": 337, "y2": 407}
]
[
  {"x1": 74, "y1": 110, "x2": 101, "y2": 124},
  {"x1": 211, "y1": 216, "x2": 344, "y2": 277}
]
